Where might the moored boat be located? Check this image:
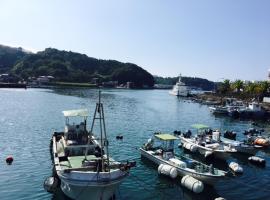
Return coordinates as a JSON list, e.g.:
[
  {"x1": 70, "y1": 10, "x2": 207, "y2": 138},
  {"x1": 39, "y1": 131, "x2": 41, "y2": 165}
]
[
  {"x1": 178, "y1": 124, "x2": 237, "y2": 160},
  {"x1": 140, "y1": 133, "x2": 226, "y2": 185},
  {"x1": 51, "y1": 91, "x2": 134, "y2": 200},
  {"x1": 220, "y1": 137, "x2": 261, "y2": 155},
  {"x1": 169, "y1": 74, "x2": 190, "y2": 97}
]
